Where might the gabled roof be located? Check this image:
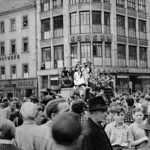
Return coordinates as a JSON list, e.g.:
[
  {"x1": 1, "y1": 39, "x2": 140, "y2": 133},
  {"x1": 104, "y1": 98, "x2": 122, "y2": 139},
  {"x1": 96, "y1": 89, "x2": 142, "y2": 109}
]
[{"x1": 0, "y1": 0, "x2": 35, "y2": 13}]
